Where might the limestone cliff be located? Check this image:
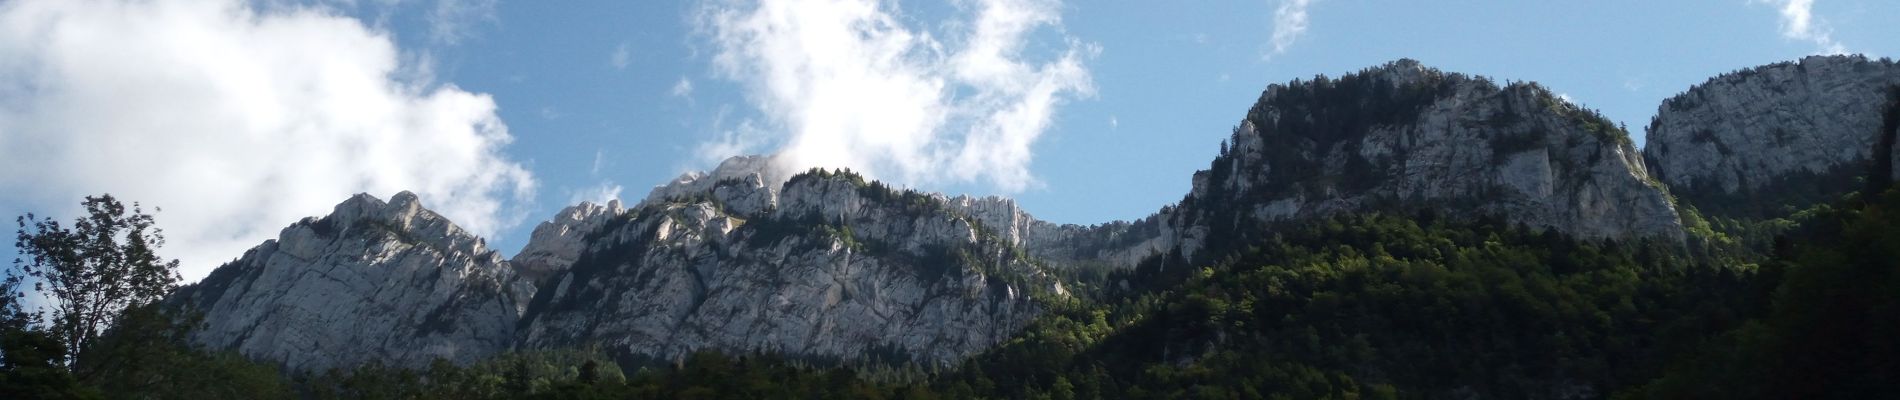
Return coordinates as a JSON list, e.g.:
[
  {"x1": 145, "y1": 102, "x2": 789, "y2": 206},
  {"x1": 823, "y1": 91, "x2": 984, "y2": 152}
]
[
  {"x1": 512, "y1": 200, "x2": 624, "y2": 282},
  {"x1": 1176, "y1": 59, "x2": 1682, "y2": 250},
  {"x1": 517, "y1": 169, "x2": 1054, "y2": 366},
  {"x1": 1644, "y1": 55, "x2": 1900, "y2": 217},
  {"x1": 172, "y1": 192, "x2": 532, "y2": 372}
]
